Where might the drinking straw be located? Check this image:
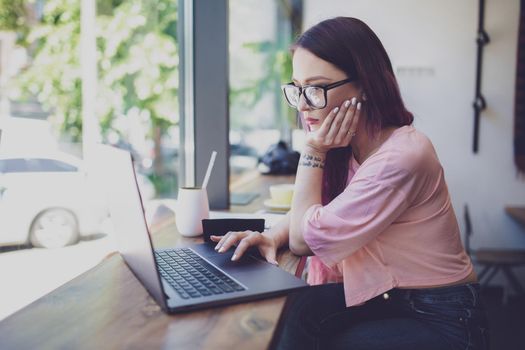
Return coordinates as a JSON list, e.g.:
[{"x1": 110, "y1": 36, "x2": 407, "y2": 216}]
[{"x1": 202, "y1": 151, "x2": 217, "y2": 189}]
